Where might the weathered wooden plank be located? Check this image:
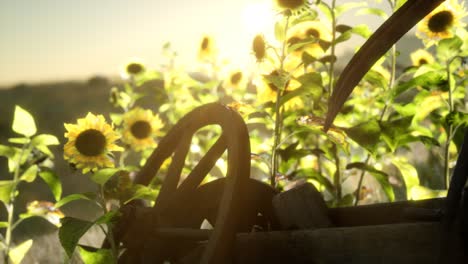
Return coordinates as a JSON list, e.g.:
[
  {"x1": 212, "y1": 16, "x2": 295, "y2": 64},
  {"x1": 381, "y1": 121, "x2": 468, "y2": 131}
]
[
  {"x1": 328, "y1": 198, "x2": 445, "y2": 227},
  {"x1": 234, "y1": 222, "x2": 466, "y2": 264}
]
